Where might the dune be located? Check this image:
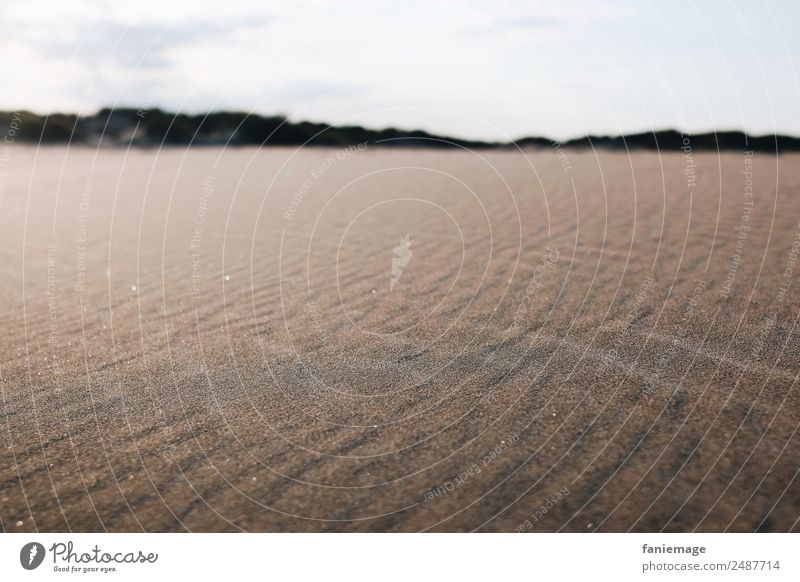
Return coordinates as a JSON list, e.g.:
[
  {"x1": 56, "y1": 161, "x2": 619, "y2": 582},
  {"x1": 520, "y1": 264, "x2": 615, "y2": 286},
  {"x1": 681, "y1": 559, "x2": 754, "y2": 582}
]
[{"x1": 1, "y1": 145, "x2": 798, "y2": 532}]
